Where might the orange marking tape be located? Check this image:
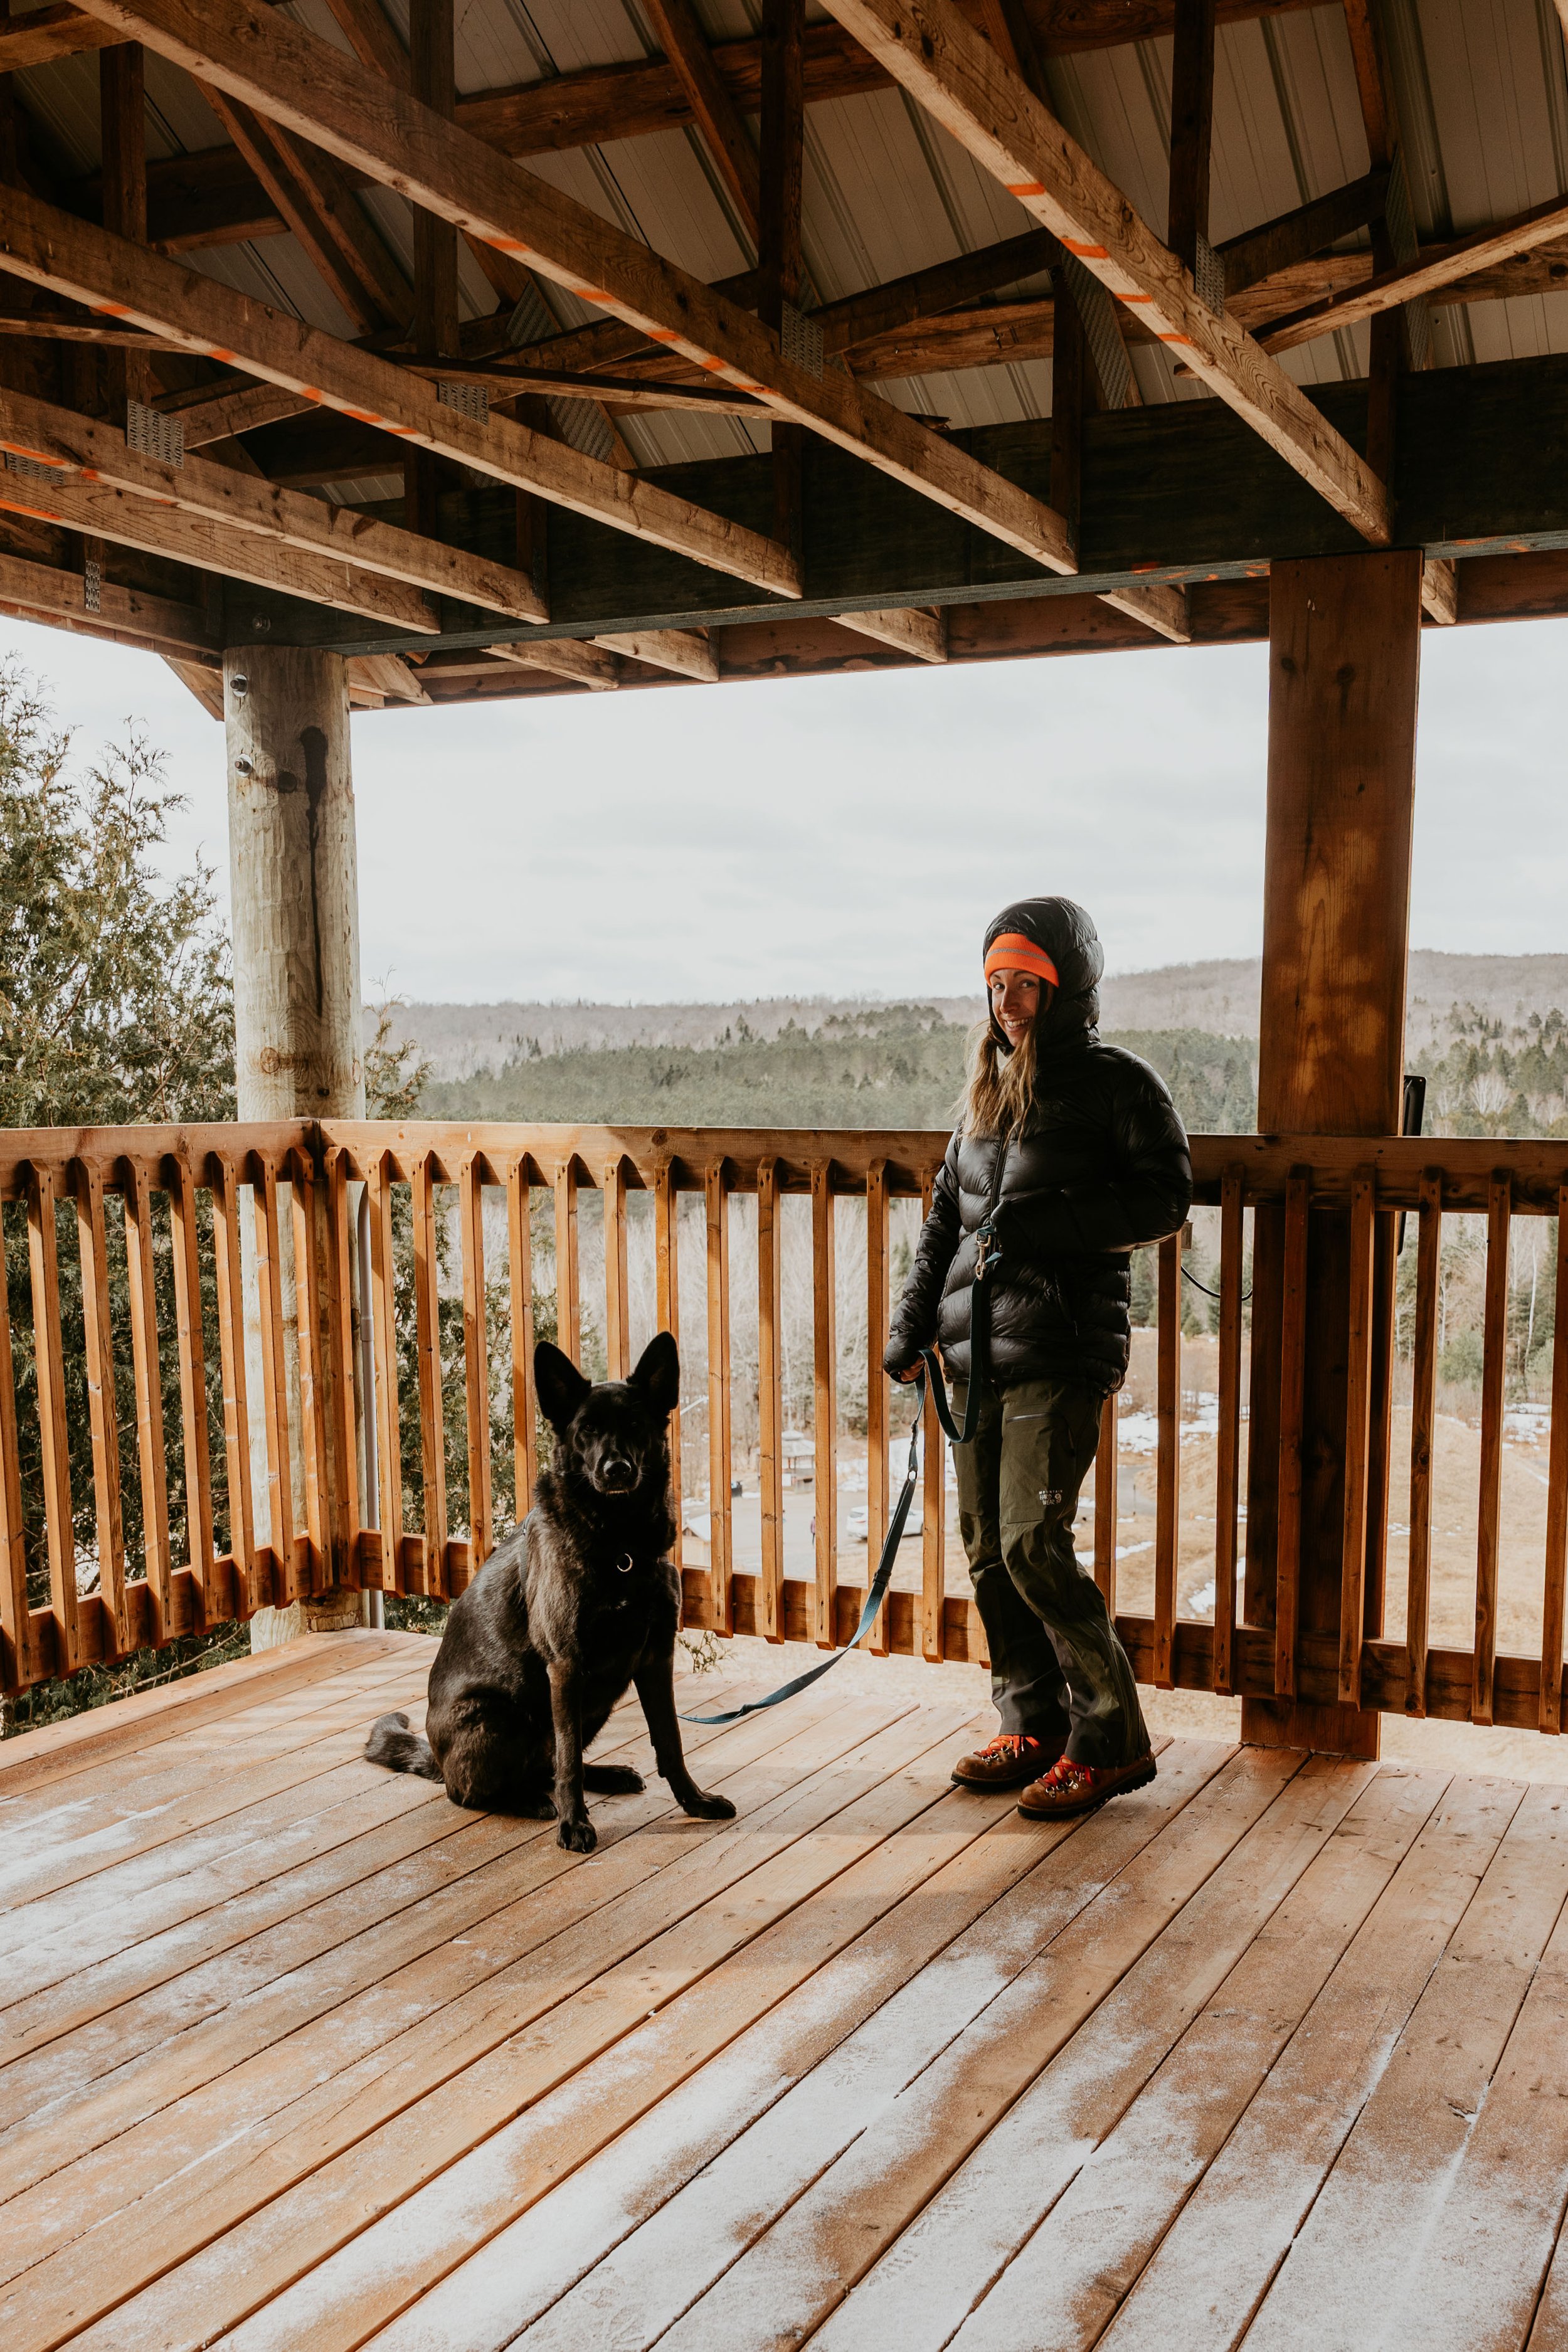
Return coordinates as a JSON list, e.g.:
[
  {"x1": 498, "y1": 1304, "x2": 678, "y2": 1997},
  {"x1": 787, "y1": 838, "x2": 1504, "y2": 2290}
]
[
  {"x1": 342, "y1": 408, "x2": 384, "y2": 425},
  {"x1": 646, "y1": 327, "x2": 681, "y2": 343},
  {"x1": 93, "y1": 301, "x2": 132, "y2": 318},
  {"x1": 0, "y1": 494, "x2": 63, "y2": 524},
  {"x1": 1120, "y1": 292, "x2": 1154, "y2": 304},
  {"x1": 1158, "y1": 332, "x2": 1195, "y2": 346},
  {"x1": 1006, "y1": 181, "x2": 1047, "y2": 198},
  {"x1": 1, "y1": 440, "x2": 68, "y2": 471},
  {"x1": 208, "y1": 347, "x2": 236, "y2": 363},
  {"x1": 1061, "y1": 238, "x2": 1109, "y2": 259},
  {"x1": 574, "y1": 287, "x2": 611, "y2": 304},
  {"x1": 488, "y1": 236, "x2": 532, "y2": 257},
  {"x1": 300, "y1": 387, "x2": 324, "y2": 403}
]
